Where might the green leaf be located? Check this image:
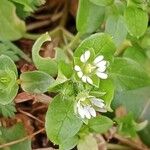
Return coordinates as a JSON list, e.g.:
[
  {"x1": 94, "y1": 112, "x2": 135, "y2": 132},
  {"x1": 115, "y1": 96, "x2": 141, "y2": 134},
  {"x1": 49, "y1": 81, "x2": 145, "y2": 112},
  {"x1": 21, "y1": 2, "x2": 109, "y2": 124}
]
[
  {"x1": 88, "y1": 116, "x2": 113, "y2": 133},
  {"x1": 11, "y1": 0, "x2": 33, "y2": 12},
  {"x1": 45, "y1": 94, "x2": 83, "y2": 144},
  {"x1": 0, "y1": 0, "x2": 26, "y2": 41},
  {"x1": 58, "y1": 61, "x2": 73, "y2": 79},
  {"x1": 0, "y1": 43, "x2": 19, "y2": 61},
  {"x1": 90, "y1": 0, "x2": 114, "y2": 6},
  {"x1": 123, "y1": 46, "x2": 150, "y2": 74},
  {"x1": 110, "y1": 57, "x2": 150, "y2": 91},
  {"x1": 74, "y1": 33, "x2": 116, "y2": 62},
  {"x1": 0, "y1": 55, "x2": 18, "y2": 77},
  {"x1": 76, "y1": 0, "x2": 105, "y2": 34},
  {"x1": 20, "y1": 71, "x2": 54, "y2": 94},
  {"x1": 32, "y1": 32, "x2": 58, "y2": 77},
  {"x1": 124, "y1": 6, "x2": 148, "y2": 38},
  {"x1": 0, "y1": 55, "x2": 18, "y2": 105},
  {"x1": 112, "y1": 86, "x2": 150, "y2": 145},
  {"x1": 123, "y1": 46, "x2": 147, "y2": 65},
  {"x1": 11, "y1": 0, "x2": 46, "y2": 12},
  {"x1": 60, "y1": 136, "x2": 79, "y2": 150},
  {"x1": 77, "y1": 134, "x2": 98, "y2": 150},
  {"x1": 0, "y1": 82, "x2": 19, "y2": 105},
  {"x1": 98, "y1": 79, "x2": 115, "y2": 111},
  {"x1": 139, "y1": 28, "x2": 150, "y2": 50},
  {"x1": 0, "y1": 102, "x2": 16, "y2": 117},
  {"x1": 105, "y1": 15, "x2": 127, "y2": 46},
  {"x1": 0, "y1": 123, "x2": 31, "y2": 150}
]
